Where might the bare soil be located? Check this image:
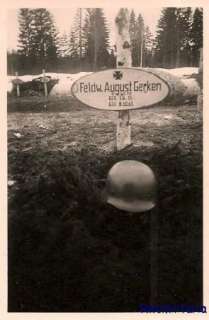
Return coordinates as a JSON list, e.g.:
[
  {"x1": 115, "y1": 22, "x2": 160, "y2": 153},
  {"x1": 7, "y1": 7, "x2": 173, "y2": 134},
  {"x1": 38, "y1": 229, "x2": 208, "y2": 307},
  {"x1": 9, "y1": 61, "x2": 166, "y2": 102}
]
[{"x1": 8, "y1": 96, "x2": 203, "y2": 312}]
